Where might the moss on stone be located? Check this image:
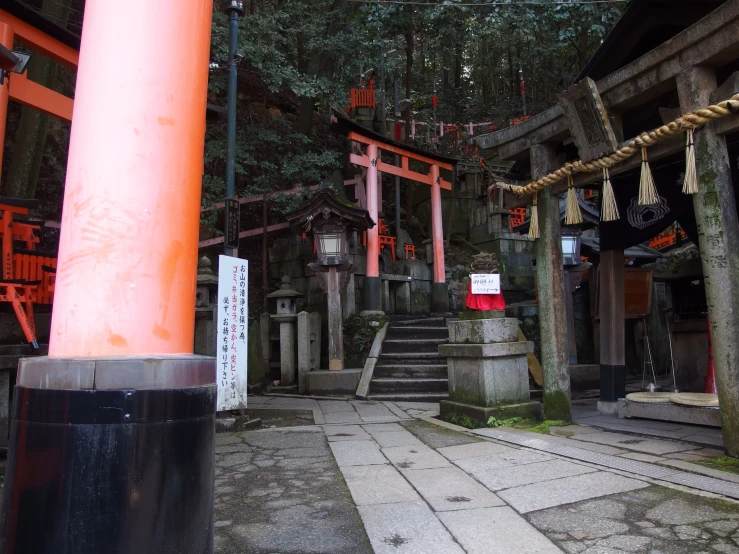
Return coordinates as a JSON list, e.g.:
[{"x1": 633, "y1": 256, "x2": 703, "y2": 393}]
[{"x1": 543, "y1": 390, "x2": 571, "y2": 422}]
